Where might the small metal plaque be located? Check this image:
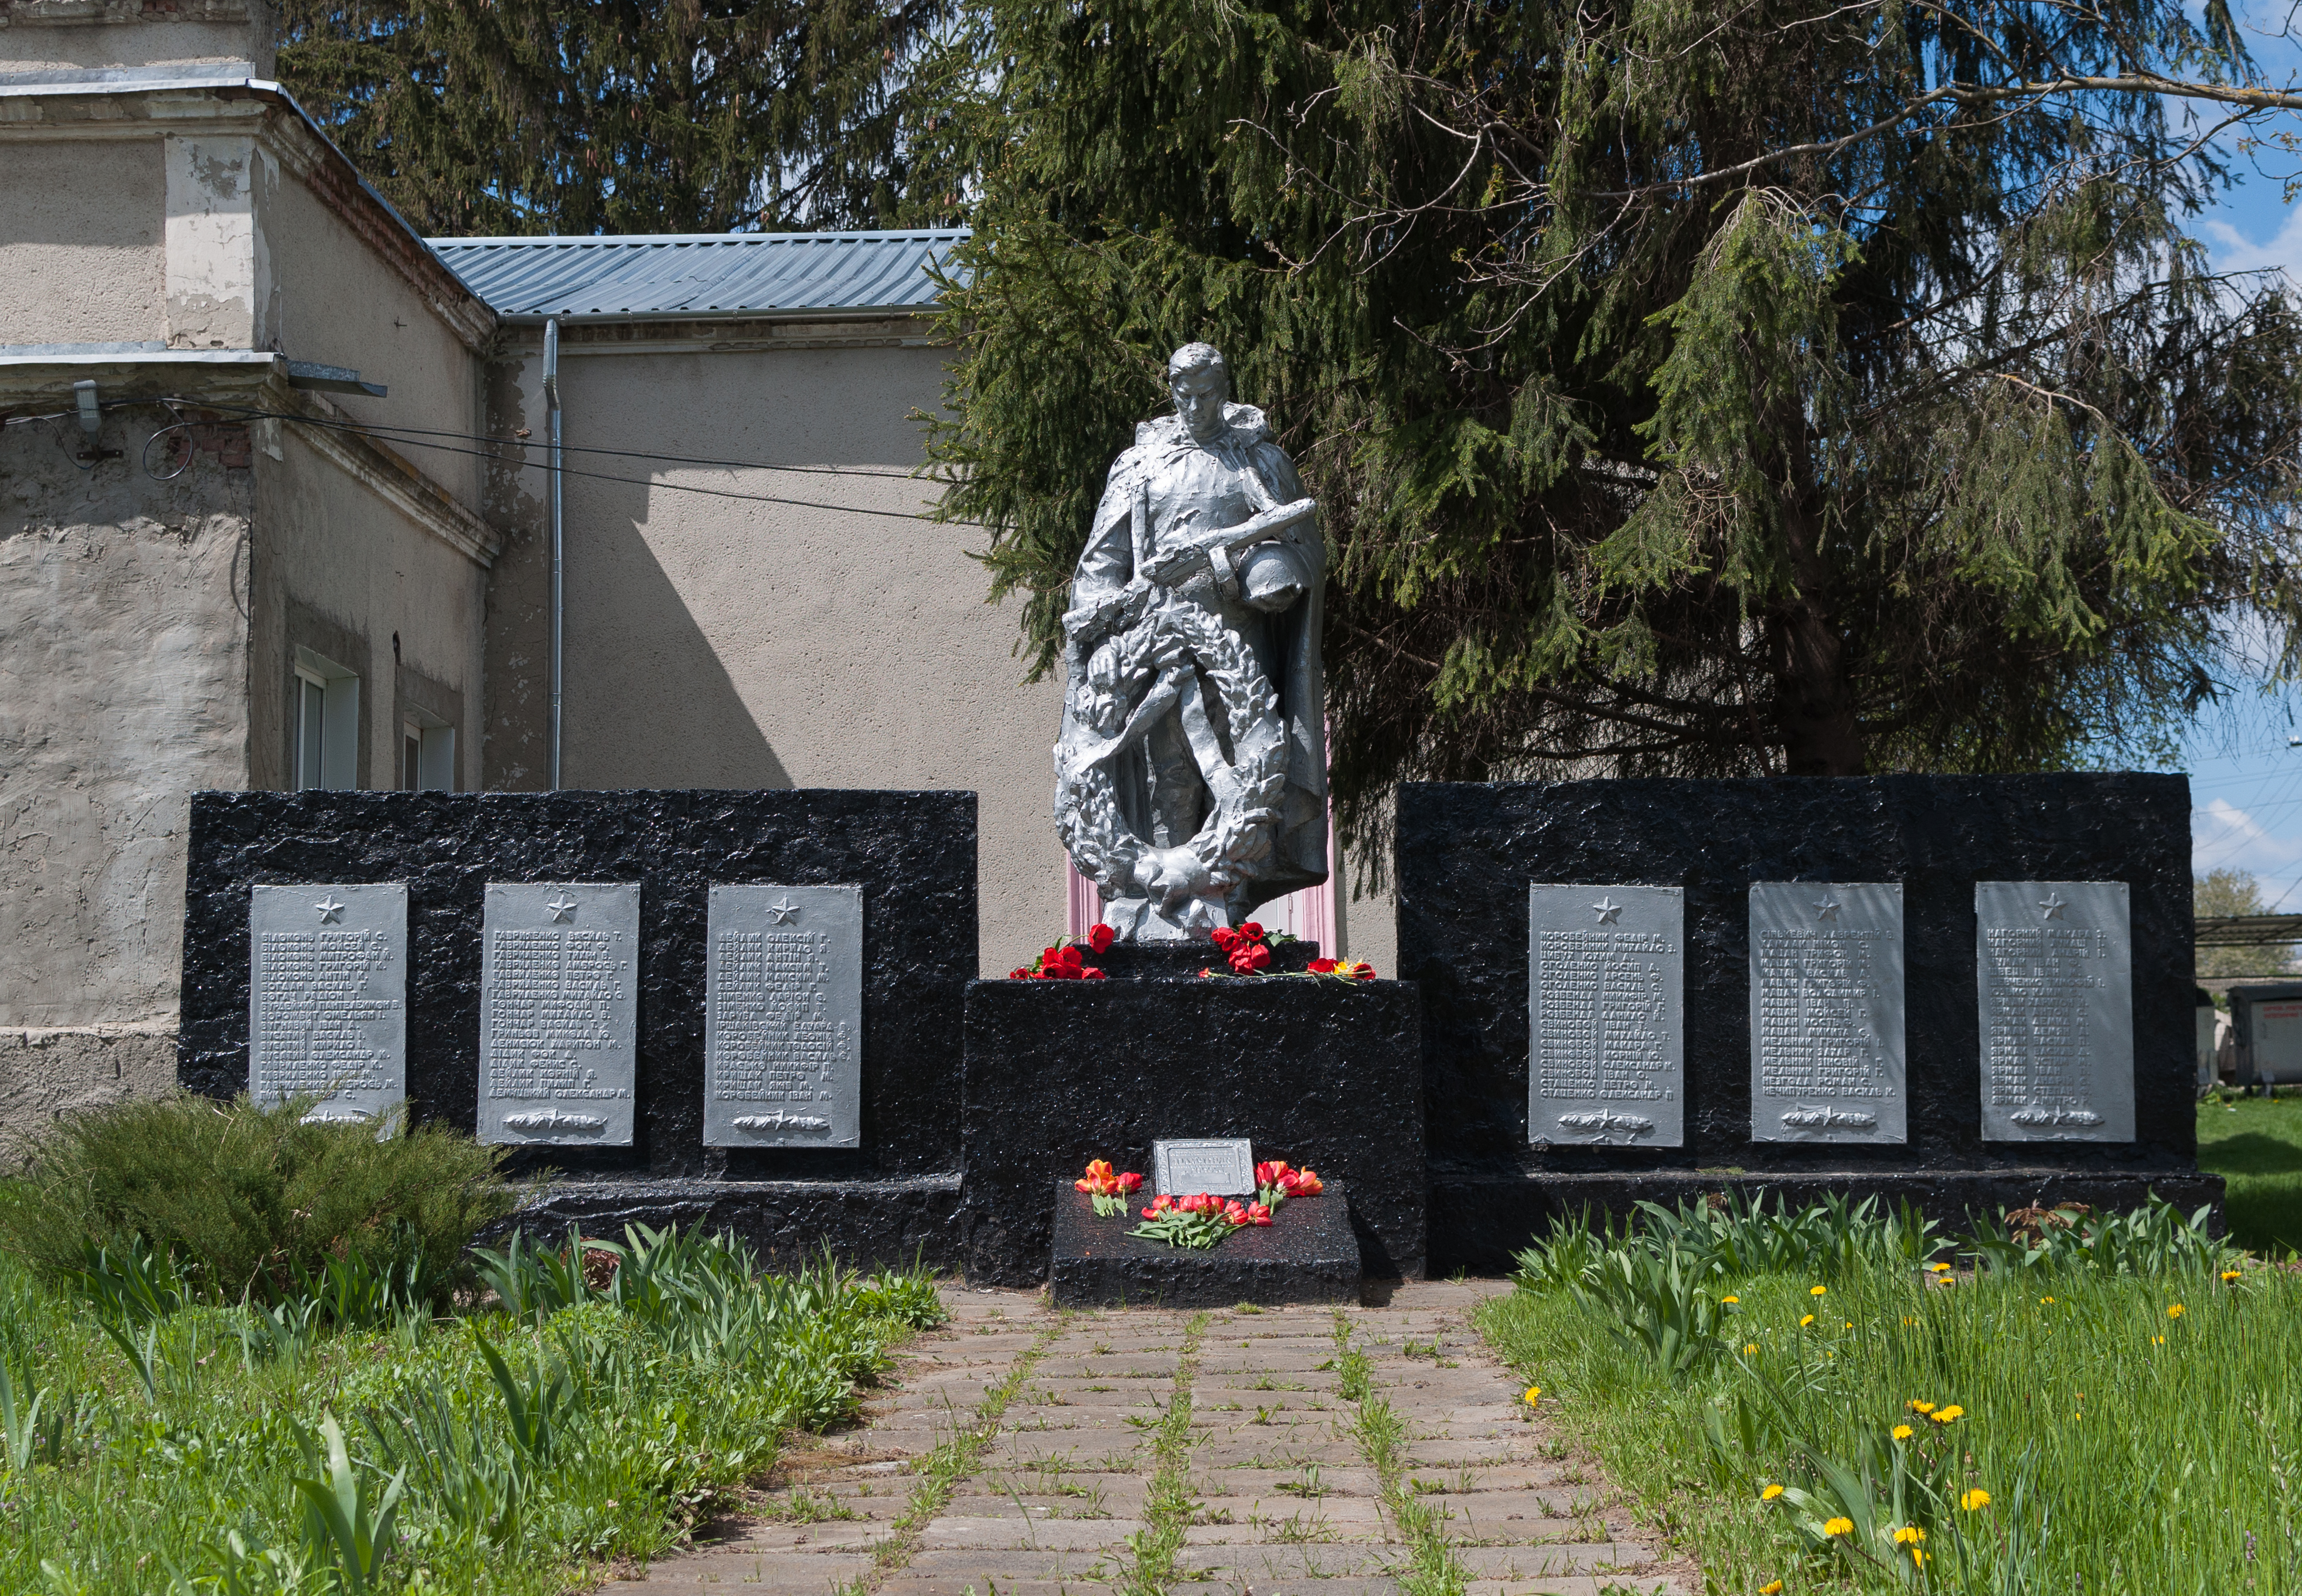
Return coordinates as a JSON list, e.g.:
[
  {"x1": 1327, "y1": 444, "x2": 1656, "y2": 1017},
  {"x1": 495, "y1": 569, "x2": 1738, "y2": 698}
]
[
  {"x1": 1153, "y1": 1138, "x2": 1256, "y2": 1197},
  {"x1": 1528, "y1": 884, "x2": 1684, "y2": 1146},
  {"x1": 1749, "y1": 882, "x2": 1906, "y2": 1144},
  {"x1": 704, "y1": 884, "x2": 863, "y2": 1148},
  {"x1": 1976, "y1": 881, "x2": 2134, "y2": 1142},
  {"x1": 248, "y1": 882, "x2": 407, "y2": 1128},
  {"x1": 478, "y1": 883, "x2": 638, "y2": 1145}
]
